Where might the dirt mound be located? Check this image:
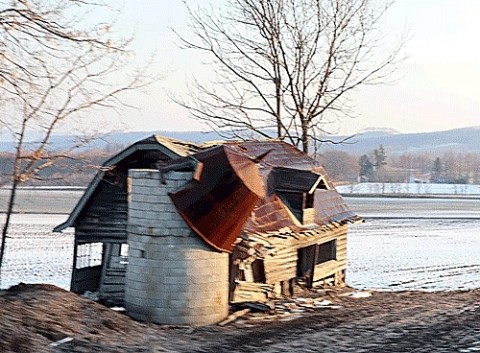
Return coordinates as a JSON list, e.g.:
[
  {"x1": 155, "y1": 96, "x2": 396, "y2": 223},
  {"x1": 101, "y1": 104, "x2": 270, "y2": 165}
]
[
  {"x1": 1, "y1": 284, "x2": 480, "y2": 352},
  {"x1": 0, "y1": 284, "x2": 148, "y2": 353}
]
